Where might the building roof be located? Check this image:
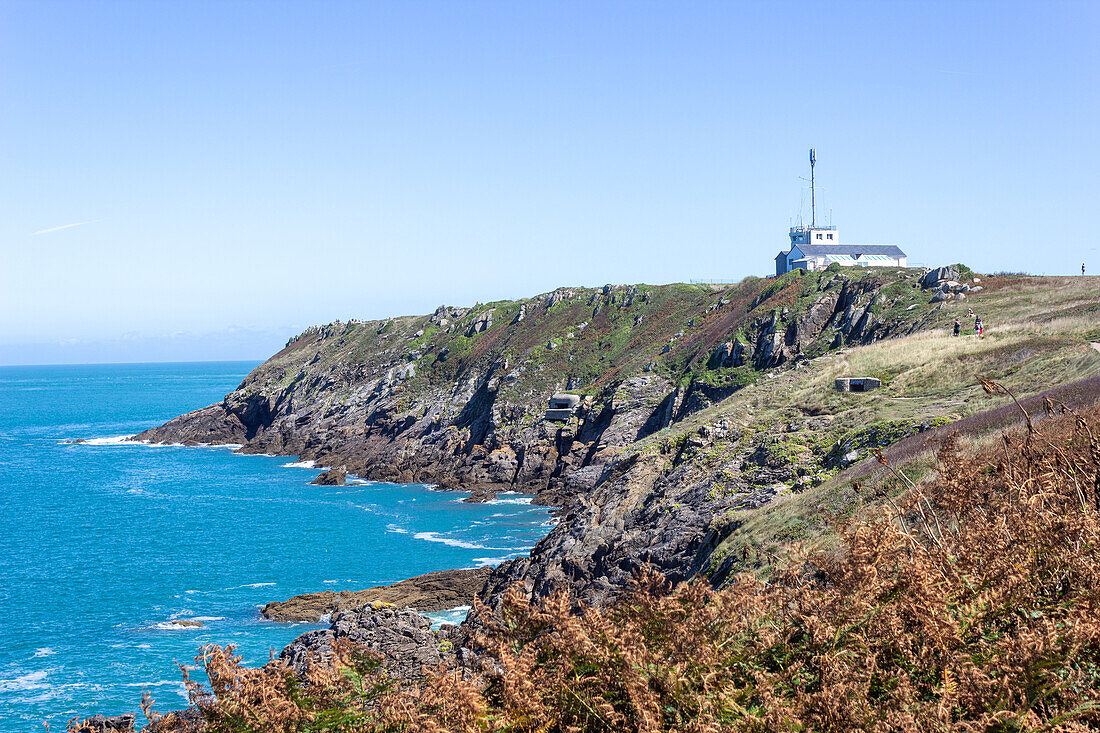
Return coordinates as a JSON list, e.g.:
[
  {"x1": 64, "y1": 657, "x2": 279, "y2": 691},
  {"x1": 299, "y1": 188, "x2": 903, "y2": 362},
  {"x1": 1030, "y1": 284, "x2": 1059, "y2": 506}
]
[{"x1": 794, "y1": 243, "x2": 907, "y2": 258}]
